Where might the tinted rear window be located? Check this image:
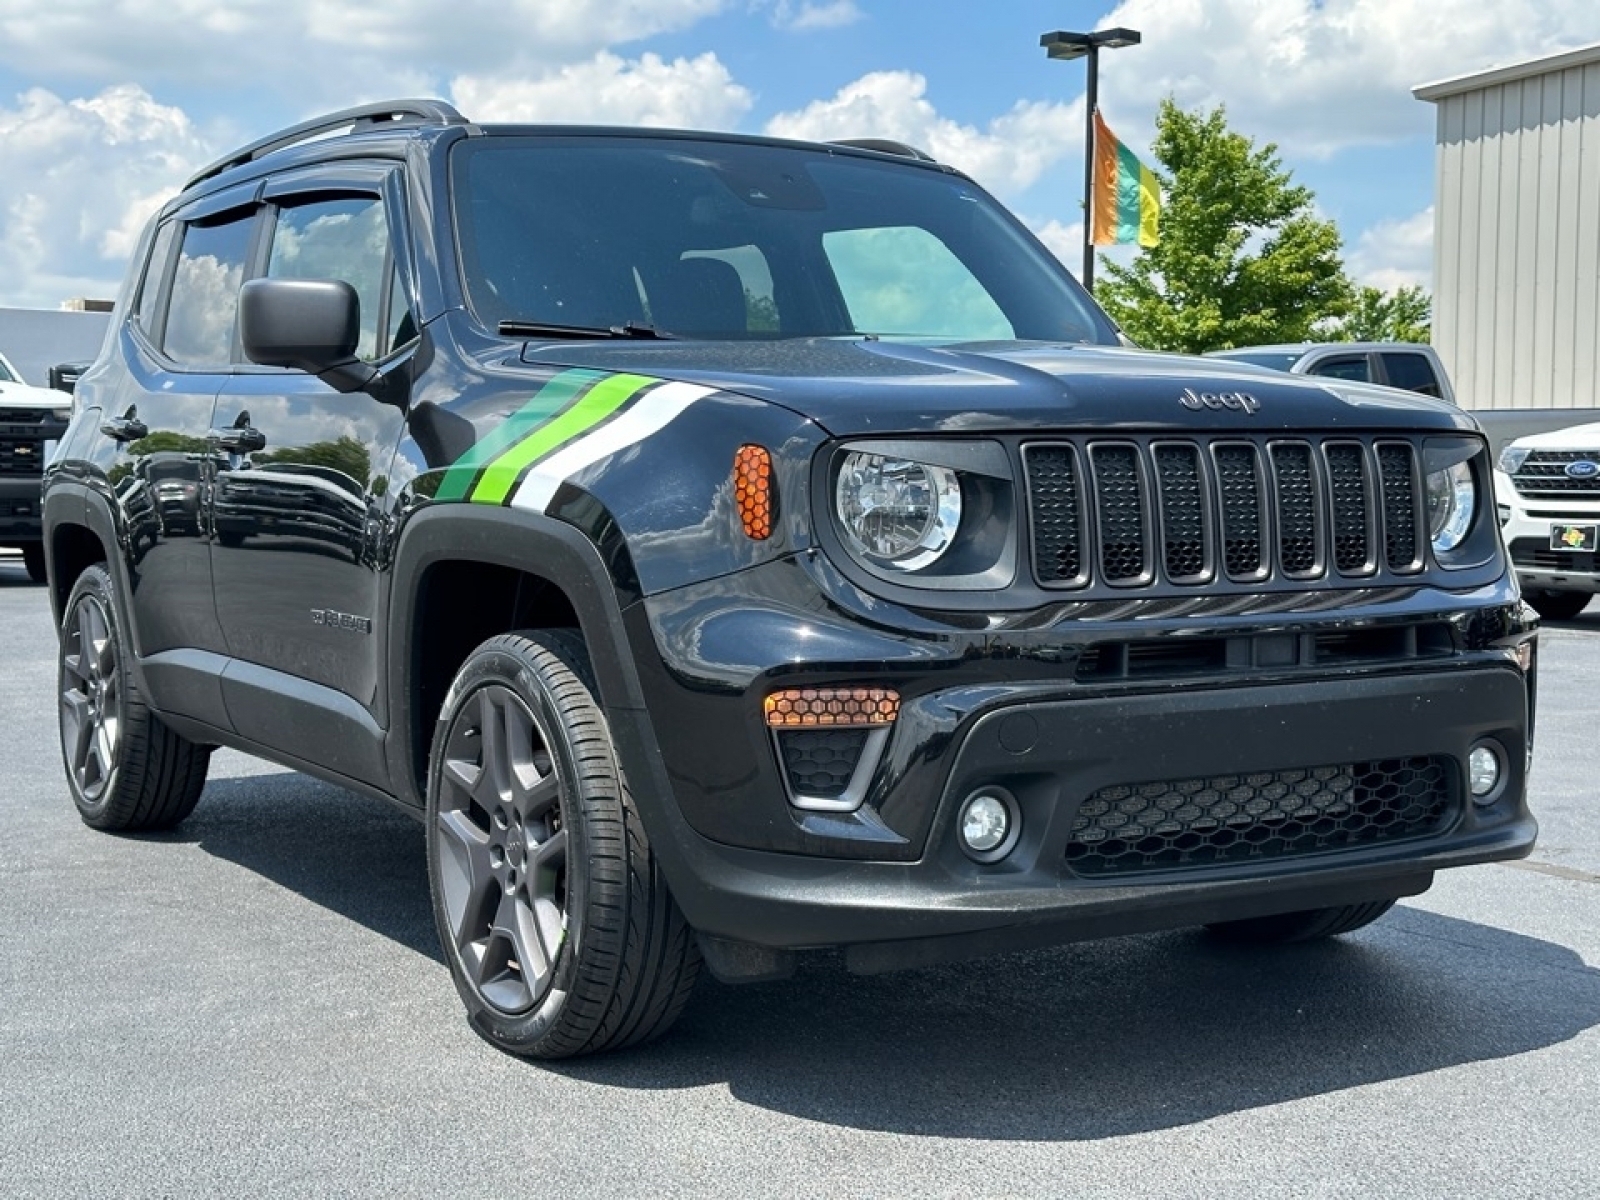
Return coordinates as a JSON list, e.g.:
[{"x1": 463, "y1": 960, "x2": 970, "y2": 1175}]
[{"x1": 1381, "y1": 351, "x2": 1442, "y2": 396}]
